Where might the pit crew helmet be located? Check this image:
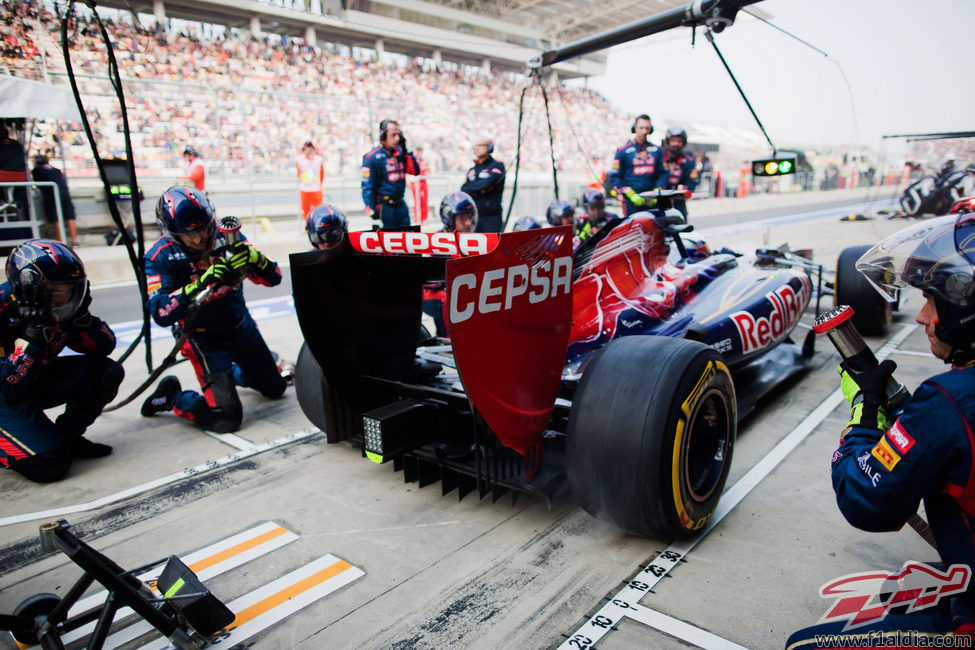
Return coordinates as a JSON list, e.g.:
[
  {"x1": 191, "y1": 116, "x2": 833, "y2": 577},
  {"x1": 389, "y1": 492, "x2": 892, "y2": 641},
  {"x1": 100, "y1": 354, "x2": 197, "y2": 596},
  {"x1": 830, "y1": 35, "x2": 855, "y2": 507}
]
[
  {"x1": 857, "y1": 213, "x2": 975, "y2": 357},
  {"x1": 546, "y1": 199, "x2": 575, "y2": 227},
  {"x1": 513, "y1": 216, "x2": 543, "y2": 231},
  {"x1": 942, "y1": 152, "x2": 957, "y2": 173},
  {"x1": 156, "y1": 186, "x2": 216, "y2": 261},
  {"x1": 6, "y1": 239, "x2": 88, "y2": 324},
  {"x1": 440, "y1": 191, "x2": 478, "y2": 232},
  {"x1": 582, "y1": 188, "x2": 605, "y2": 209},
  {"x1": 306, "y1": 204, "x2": 347, "y2": 248},
  {"x1": 666, "y1": 124, "x2": 687, "y2": 154}
]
